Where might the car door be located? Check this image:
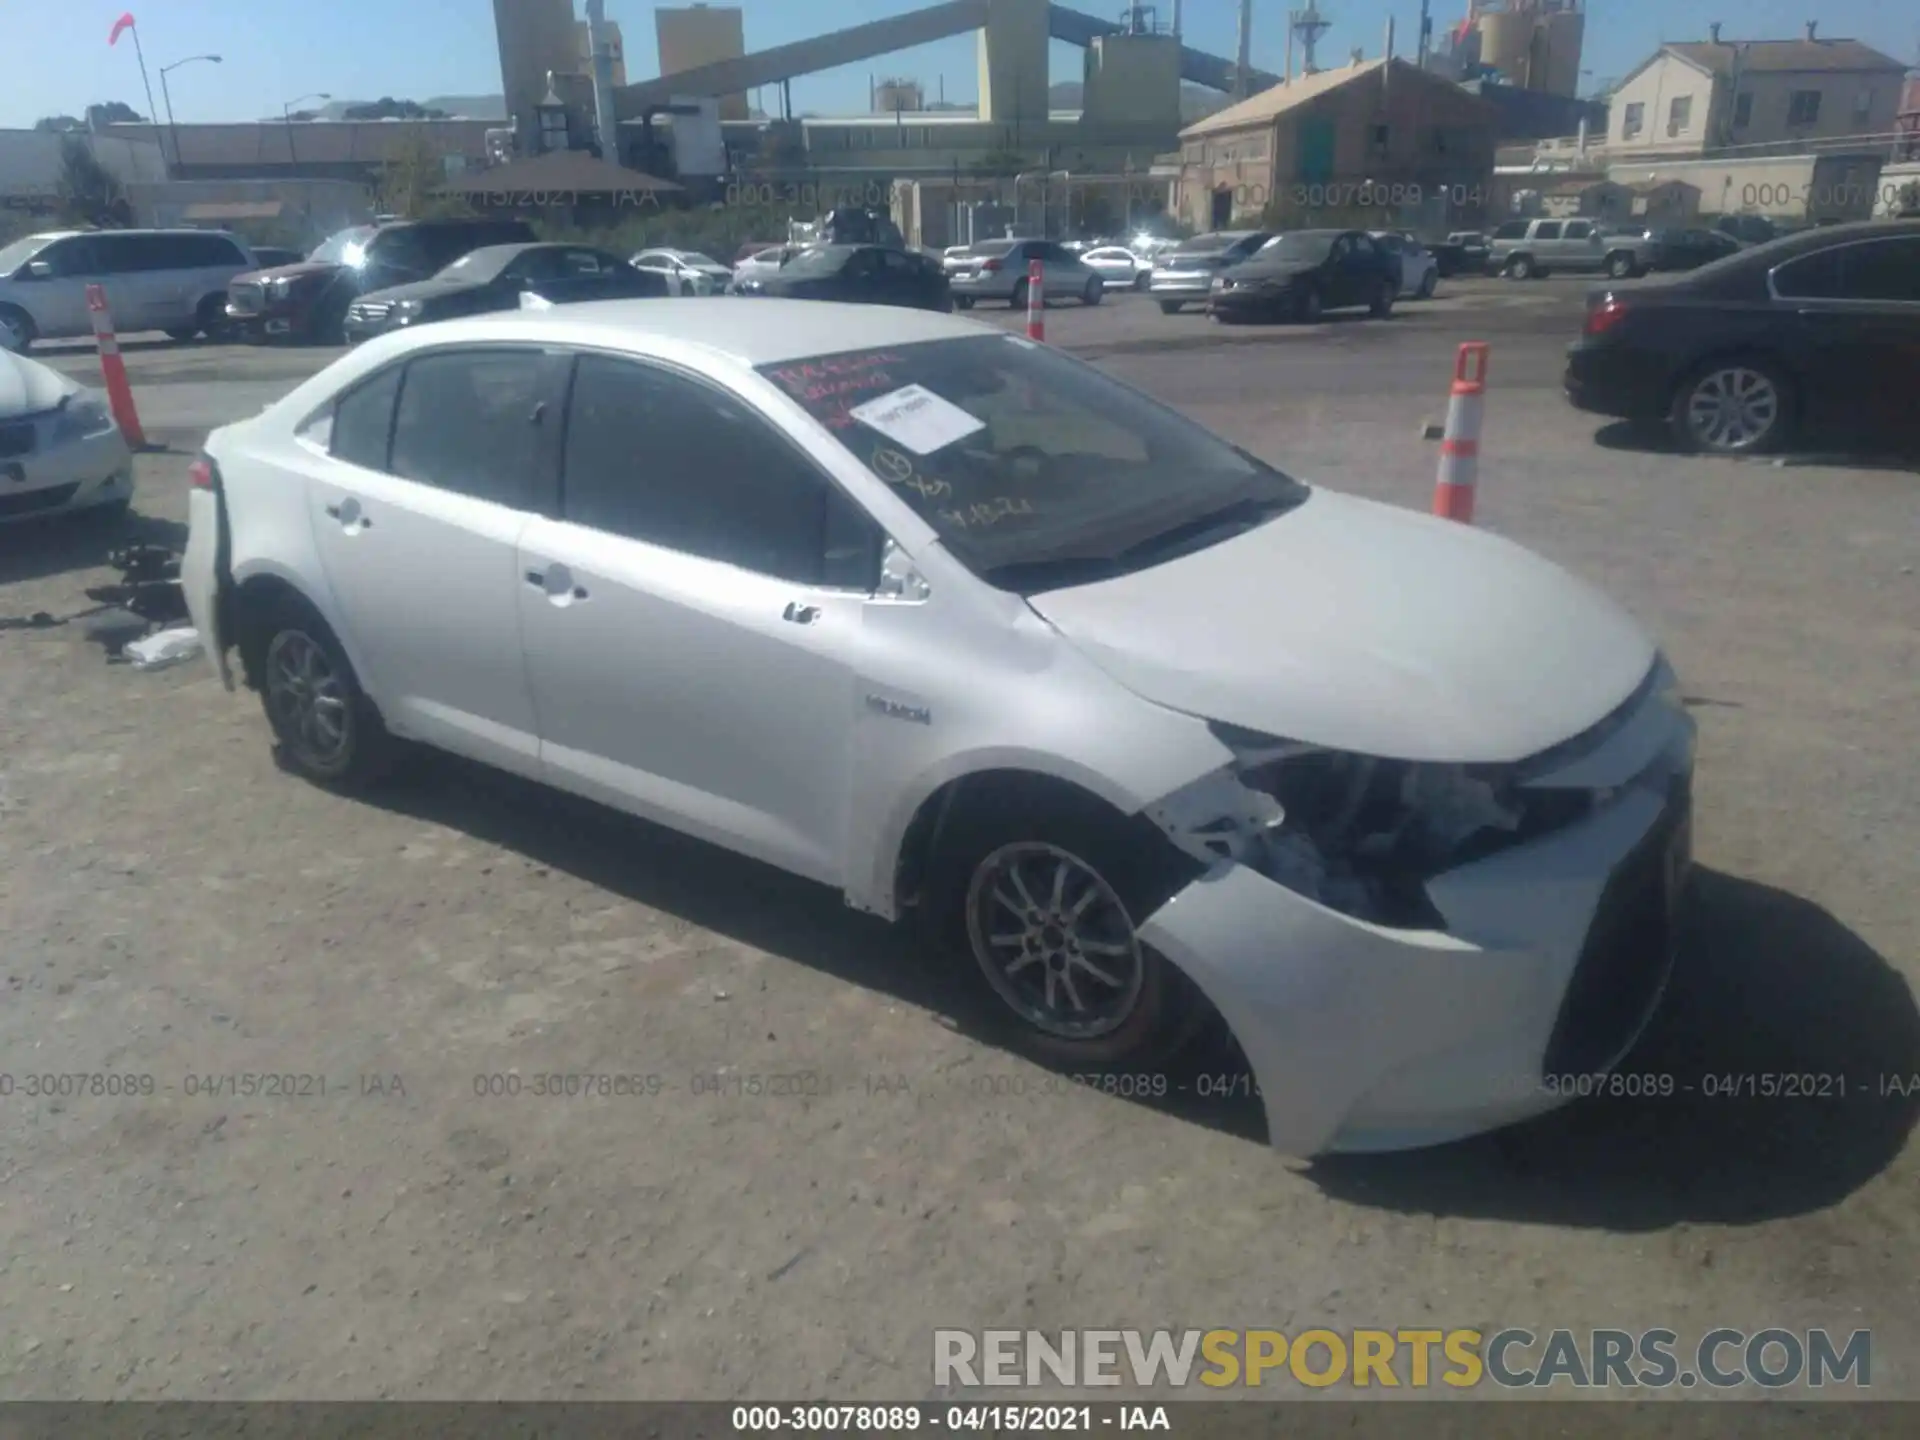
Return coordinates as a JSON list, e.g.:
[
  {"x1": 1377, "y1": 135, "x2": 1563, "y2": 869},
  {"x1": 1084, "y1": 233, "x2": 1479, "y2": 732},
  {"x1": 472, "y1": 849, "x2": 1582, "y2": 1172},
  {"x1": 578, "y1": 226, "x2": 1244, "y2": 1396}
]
[
  {"x1": 874, "y1": 248, "x2": 926, "y2": 307},
  {"x1": 1773, "y1": 235, "x2": 1920, "y2": 439},
  {"x1": 1321, "y1": 234, "x2": 1363, "y2": 306},
  {"x1": 1560, "y1": 220, "x2": 1601, "y2": 272},
  {"x1": 517, "y1": 351, "x2": 883, "y2": 884},
  {"x1": 304, "y1": 345, "x2": 561, "y2": 775},
  {"x1": 18, "y1": 235, "x2": 103, "y2": 338}
]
